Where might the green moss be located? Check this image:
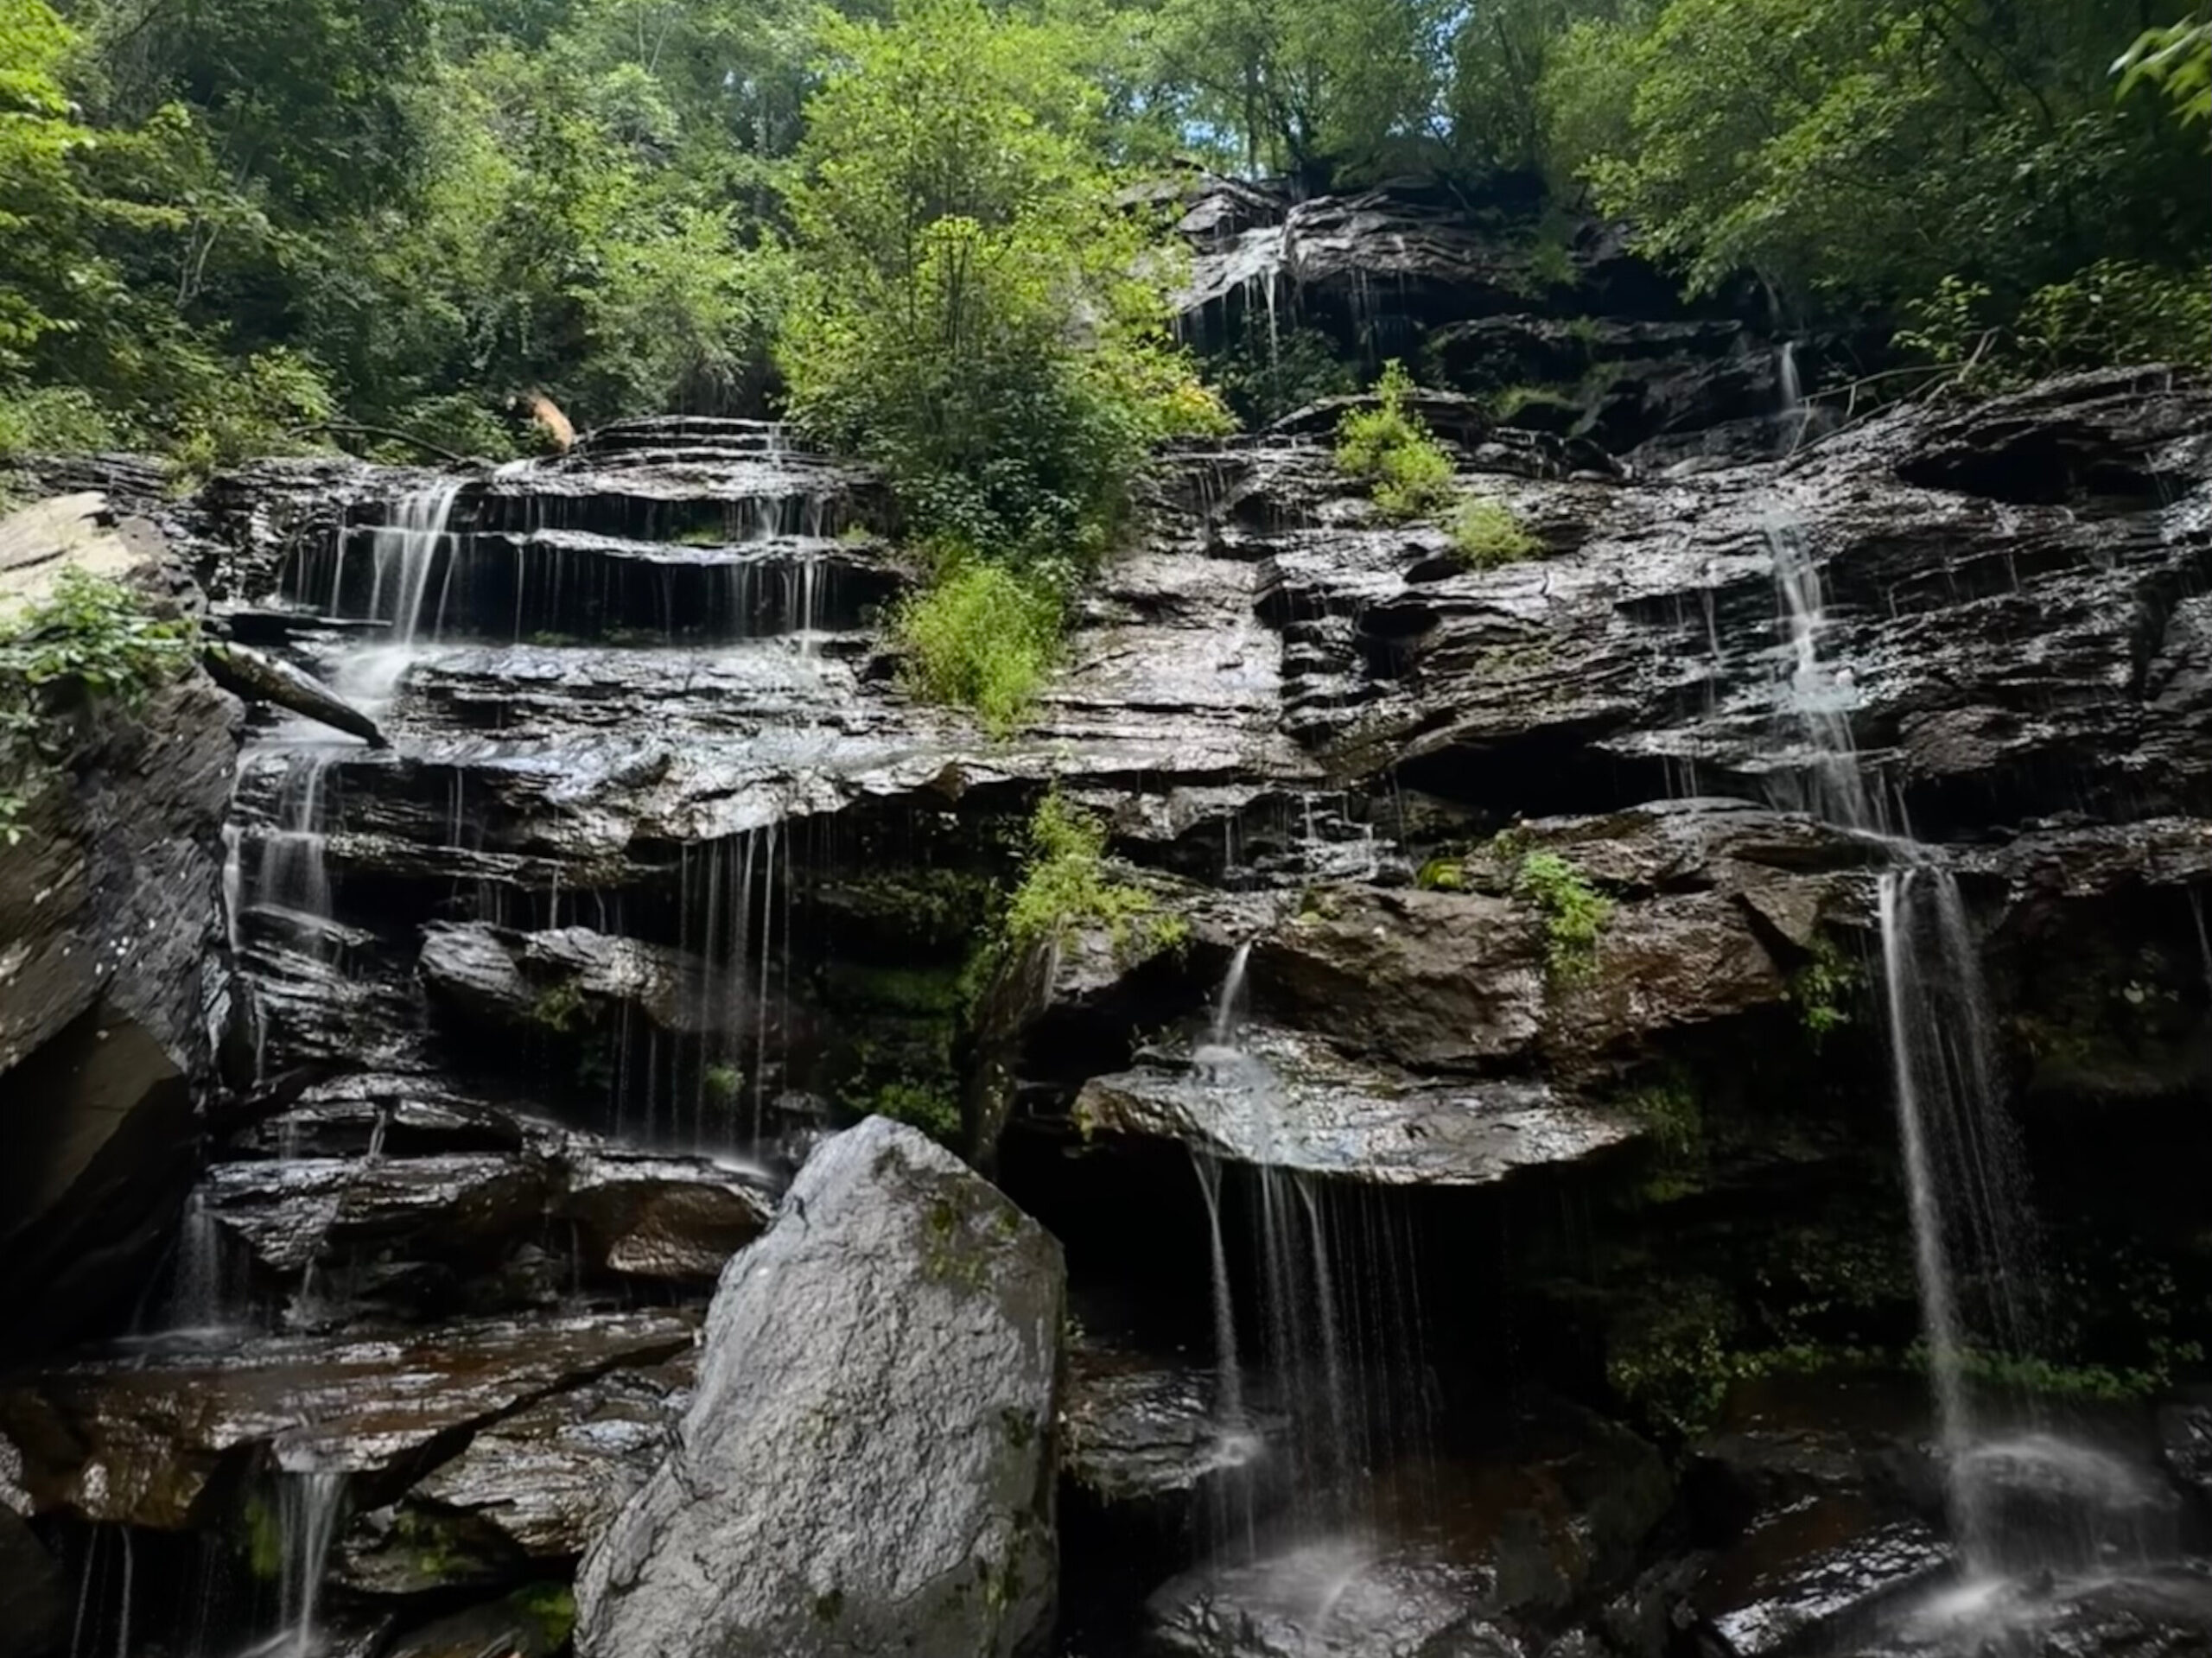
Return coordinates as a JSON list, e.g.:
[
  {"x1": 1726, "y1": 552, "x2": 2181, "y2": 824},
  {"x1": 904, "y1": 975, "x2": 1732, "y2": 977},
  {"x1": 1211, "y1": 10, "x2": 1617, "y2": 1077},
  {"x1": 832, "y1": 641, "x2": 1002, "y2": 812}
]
[
  {"x1": 872, "y1": 1078, "x2": 960, "y2": 1142},
  {"x1": 1620, "y1": 1074, "x2": 1705, "y2": 1201},
  {"x1": 529, "y1": 977, "x2": 587, "y2": 1032},
  {"x1": 243, "y1": 1493, "x2": 283, "y2": 1580},
  {"x1": 507, "y1": 1583, "x2": 576, "y2": 1651},
  {"x1": 830, "y1": 868, "x2": 998, "y2": 950},
  {"x1": 1490, "y1": 384, "x2": 1580, "y2": 422},
  {"x1": 811, "y1": 1586, "x2": 845, "y2": 1623},
  {"x1": 1448, "y1": 497, "x2": 1543, "y2": 570},
  {"x1": 1513, "y1": 849, "x2": 1613, "y2": 986},
  {"x1": 703, "y1": 1062, "x2": 742, "y2": 1104},
  {"x1": 824, "y1": 961, "x2": 968, "y2": 1015},
  {"x1": 1415, "y1": 857, "x2": 1466, "y2": 891},
  {"x1": 1335, "y1": 359, "x2": 1455, "y2": 521}
]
